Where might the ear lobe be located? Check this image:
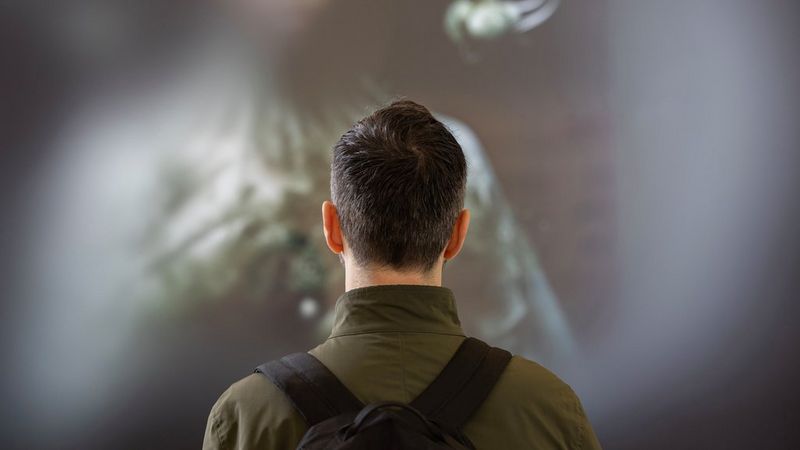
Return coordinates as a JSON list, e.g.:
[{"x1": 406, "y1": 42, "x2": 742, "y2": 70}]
[
  {"x1": 322, "y1": 200, "x2": 345, "y2": 254},
  {"x1": 443, "y1": 208, "x2": 470, "y2": 260}
]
